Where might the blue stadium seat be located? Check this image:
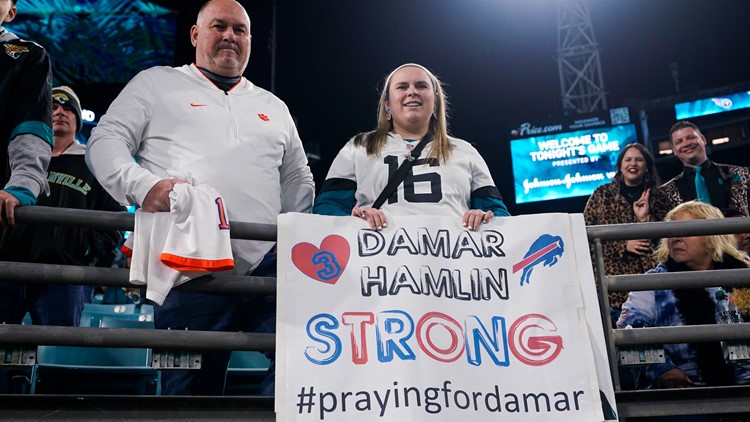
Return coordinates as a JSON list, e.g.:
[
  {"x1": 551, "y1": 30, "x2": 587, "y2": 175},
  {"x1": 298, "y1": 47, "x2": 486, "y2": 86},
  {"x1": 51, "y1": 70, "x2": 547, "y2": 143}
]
[
  {"x1": 224, "y1": 351, "x2": 270, "y2": 396},
  {"x1": 99, "y1": 316, "x2": 155, "y2": 330},
  {"x1": 80, "y1": 312, "x2": 154, "y2": 328},
  {"x1": 80, "y1": 303, "x2": 154, "y2": 327},
  {"x1": 82, "y1": 303, "x2": 137, "y2": 315},
  {"x1": 30, "y1": 344, "x2": 160, "y2": 395},
  {"x1": 28, "y1": 303, "x2": 161, "y2": 395}
]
